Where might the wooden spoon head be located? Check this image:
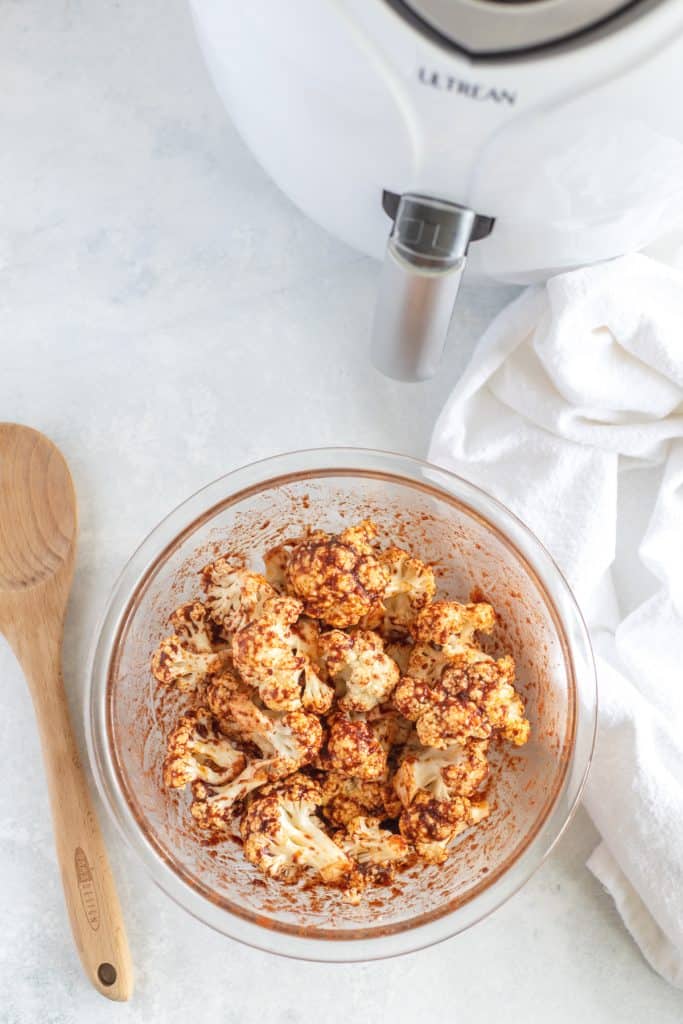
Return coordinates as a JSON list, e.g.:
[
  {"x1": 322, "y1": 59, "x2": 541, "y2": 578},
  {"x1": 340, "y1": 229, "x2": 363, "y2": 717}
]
[{"x1": 0, "y1": 424, "x2": 77, "y2": 595}]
